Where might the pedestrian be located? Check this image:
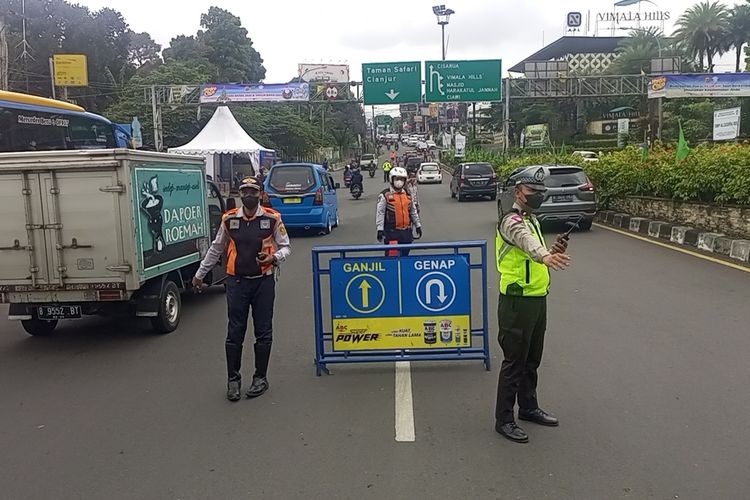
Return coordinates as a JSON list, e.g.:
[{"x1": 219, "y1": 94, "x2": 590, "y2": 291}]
[
  {"x1": 376, "y1": 167, "x2": 422, "y2": 256},
  {"x1": 322, "y1": 158, "x2": 329, "y2": 171},
  {"x1": 192, "y1": 176, "x2": 291, "y2": 402},
  {"x1": 494, "y1": 166, "x2": 571, "y2": 443}
]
